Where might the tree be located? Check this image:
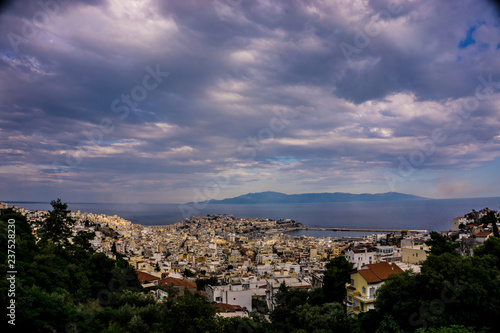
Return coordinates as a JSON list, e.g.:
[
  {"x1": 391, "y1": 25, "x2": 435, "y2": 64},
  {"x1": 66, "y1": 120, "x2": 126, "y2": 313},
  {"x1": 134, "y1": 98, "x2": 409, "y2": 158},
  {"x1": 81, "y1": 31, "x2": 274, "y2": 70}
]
[
  {"x1": 474, "y1": 236, "x2": 500, "y2": 271},
  {"x1": 161, "y1": 292, "x2": 219, "y2": 333},
  {"x1": 415, "y1": 325, "x2": 477, "y2": 333},
  {"x1": 195, "y1": 276, "x2": 218, "y2": 291},
  {"x1": 425, "y1": 231, "x2": 459, "y2": 256},
  {"x1": 322, "y1": 256, "x2": 353, "y2": 304},
  {"x1": 375, "y1": 314, "x2": 402, "y2": 333},
  {"x1": 111, "y1": 242, "x2": 117, "y2": 255},
  {"x1": 184, "y1": 268, "x2": 195, "y2": 277},
  {"x1": 479, "y1": 211, "x2": 499, "y2": 237},
  {"x1": 39, "y1": 198, "x2": 74, "y2": 245},
  {"x1": 293, "y1": 302, "x2": 351, "y2": 333},
  {"x1": 72, "y1": 230, "x2": 95, "y2": 253},
  {"x1": 373, "y1": 253, "x2": 500, "y2": 331}
]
